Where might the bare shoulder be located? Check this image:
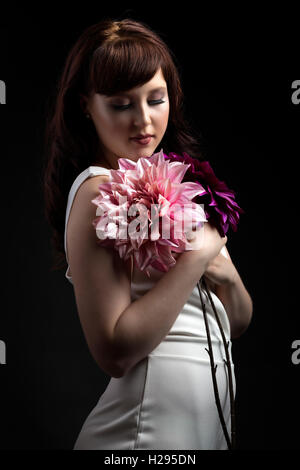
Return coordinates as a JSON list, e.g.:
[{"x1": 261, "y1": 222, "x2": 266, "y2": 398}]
[
  {"x1": 72, "y1": 173, "x2": 110, "y2": 217},
  {"x1": 77, "y1": 173, "x2": 110, "y2": 199},
  {"x1": 66, "y1": 174, "x2": 110, "y2": 261}
]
